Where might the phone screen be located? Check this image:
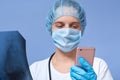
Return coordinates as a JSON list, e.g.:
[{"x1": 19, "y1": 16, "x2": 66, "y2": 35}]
[{"x1": 75, "y1": 47, "x2": 95, "y2": 66}]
